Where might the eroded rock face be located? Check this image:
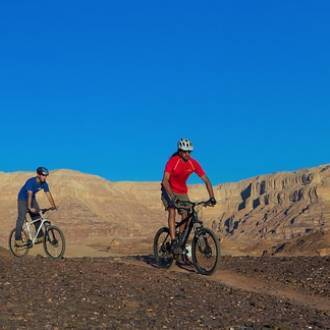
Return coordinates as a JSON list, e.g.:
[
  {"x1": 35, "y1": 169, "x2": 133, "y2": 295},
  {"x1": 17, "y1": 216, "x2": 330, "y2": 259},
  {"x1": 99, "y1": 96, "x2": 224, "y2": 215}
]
[
  {"x1": 208, "y1": 164, "x2": 330, "y2": 256},
  {"x1": 0, "y1": 165, "x2": 329, "y2": 256}
]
